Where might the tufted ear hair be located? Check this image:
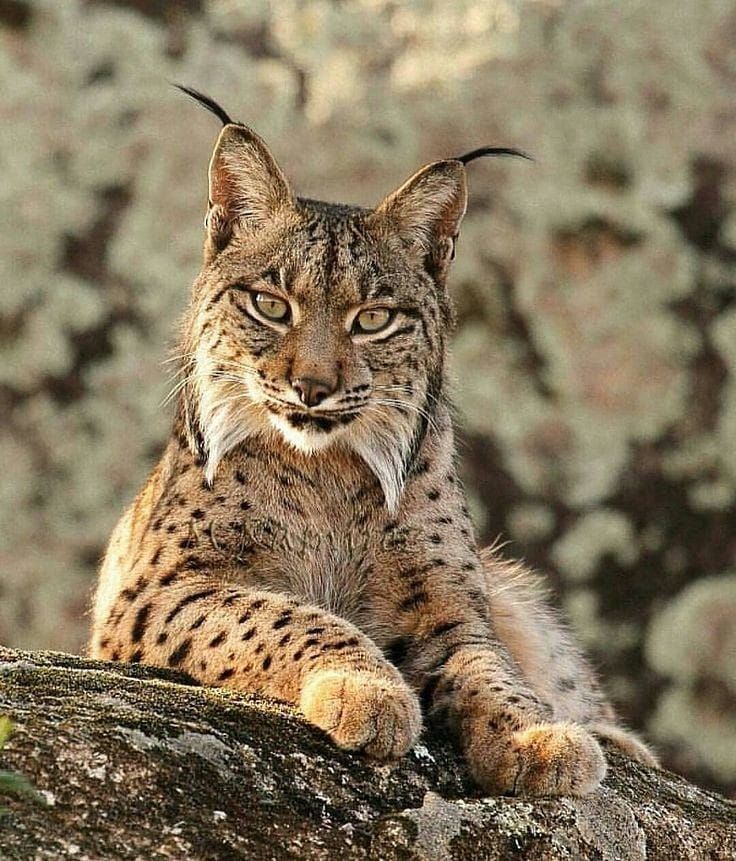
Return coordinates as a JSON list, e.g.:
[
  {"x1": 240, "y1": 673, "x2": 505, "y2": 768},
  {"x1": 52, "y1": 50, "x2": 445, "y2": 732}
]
[
  {"x1": 204, "y1": 123, "x2": 294, "y2": 259},
  {"x1": 369, "y1": 160, "x2": 467, "y2": 279},
  {"x1": 175, "y1": 85, "x2": 294, "y2": 260},
  {"x1": 369, "y1": 146, "x2": 531, "y2": 279}
]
